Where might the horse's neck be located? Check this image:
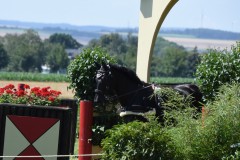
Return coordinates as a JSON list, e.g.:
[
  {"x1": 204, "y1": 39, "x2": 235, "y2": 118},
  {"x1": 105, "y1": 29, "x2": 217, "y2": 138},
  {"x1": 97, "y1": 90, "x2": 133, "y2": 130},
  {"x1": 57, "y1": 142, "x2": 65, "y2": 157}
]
[
  {"x1": 113, "y1": 73, "x2": 155, "y2": 109},
  {"x1": 113, "y1": 74, "x2": 140, "y2": 96}
]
